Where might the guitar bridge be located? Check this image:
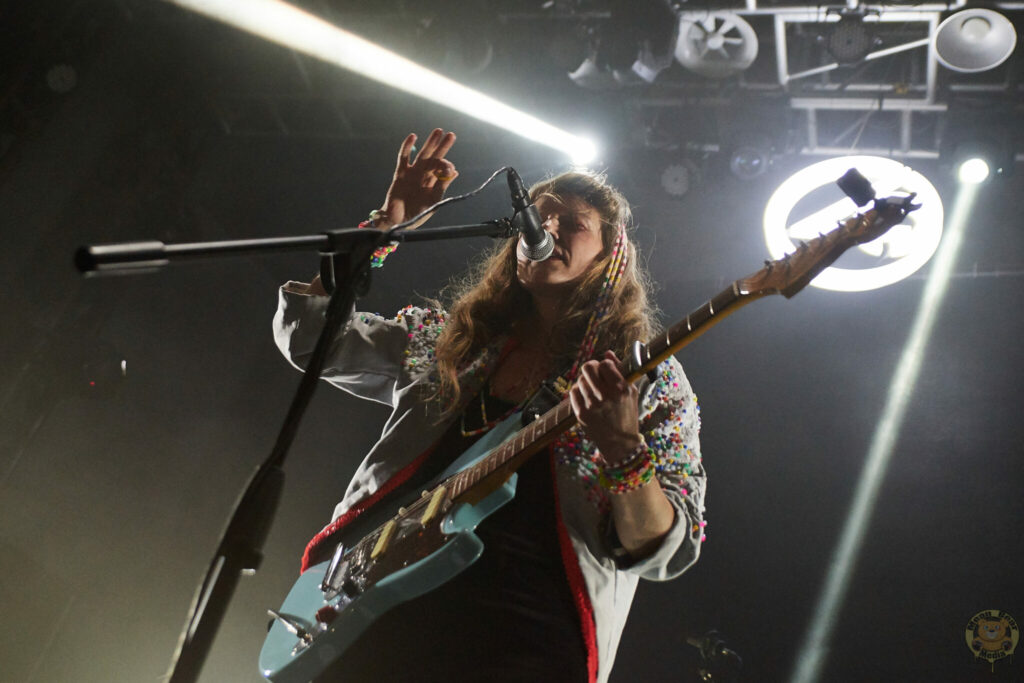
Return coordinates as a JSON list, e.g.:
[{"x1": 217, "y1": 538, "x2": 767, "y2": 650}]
[
  {"x1": 320, "y1": 542, "x2": 346, "y2": 594},
  {"x1": 320, "y1": 541, "x2": 364, "y2": 601}
]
